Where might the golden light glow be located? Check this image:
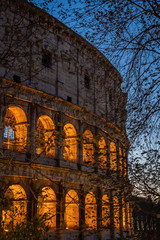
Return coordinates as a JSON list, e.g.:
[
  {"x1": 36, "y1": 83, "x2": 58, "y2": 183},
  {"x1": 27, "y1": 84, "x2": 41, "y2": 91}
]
[
  {"x1": 83, "y1": 130, "x2": 94, "y2": 165},
  {"x1": 122, "y1": 197, "x2": 126, "y2": 228},
  {"x1": 102, "y1": 194, "x2": 110, "y2": 228},
  {"x1": 85, "y1": 192, "x2": 97, "y2": 230},
  {"x1": 124, "y1": 152, "x2": 127, "y2": 175},
  {"x1": 127, "y1": 202, "x2": 131, "y2": 229},
  {"x1": 99, "y1": 137, "x2": 106, "y2": 168},
  {"x1": 65, "y1": 190, "x2": 79, "y2": 230},
  {"x1": 4, "y1": 106, "x2": 27, "y2": 151},
  {"x1": 113, "y1": 196, "x2": 119, "y2": 229},
  {"x1": 119, "y1": 147, "x2": 123, "y2": 173},
  {"x1": 110, "y1": 142, "x2": 117, "y2": 171},
  {"x1": 63, "y1": 123, "x2": 77, "y2": 162},
  {"x1": 36, "y1": 115, "x2": 55, "y2": 156},
  {"x1": 37, "y1": 187, "x2": 56, "y2": 230},
  {"x1": 2, "y1": 185, "x2": 27, "y2": 231}
]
